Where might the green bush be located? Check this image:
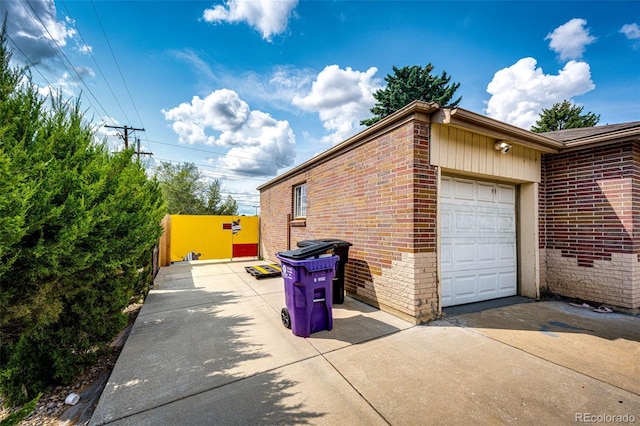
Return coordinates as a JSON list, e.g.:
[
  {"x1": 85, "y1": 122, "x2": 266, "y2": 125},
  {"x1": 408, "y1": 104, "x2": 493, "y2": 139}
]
[
  {"x1": 0, "y1": 20, "x2": 165, "y2": 404},
  {"x1": 0, "y1": 392, "x2": 41, "y2": 426}
]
